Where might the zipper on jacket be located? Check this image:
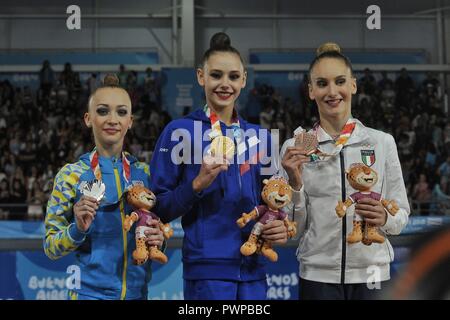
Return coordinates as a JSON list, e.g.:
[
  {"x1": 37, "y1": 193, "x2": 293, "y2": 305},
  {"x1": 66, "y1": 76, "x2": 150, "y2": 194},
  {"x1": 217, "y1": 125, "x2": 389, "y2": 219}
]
[
  {"x1": 339, "y1": 150, "x2": 347, "y2": 284},
  {"x1": 114, "y1": 167, "x2": 128, "y2": 300}
]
